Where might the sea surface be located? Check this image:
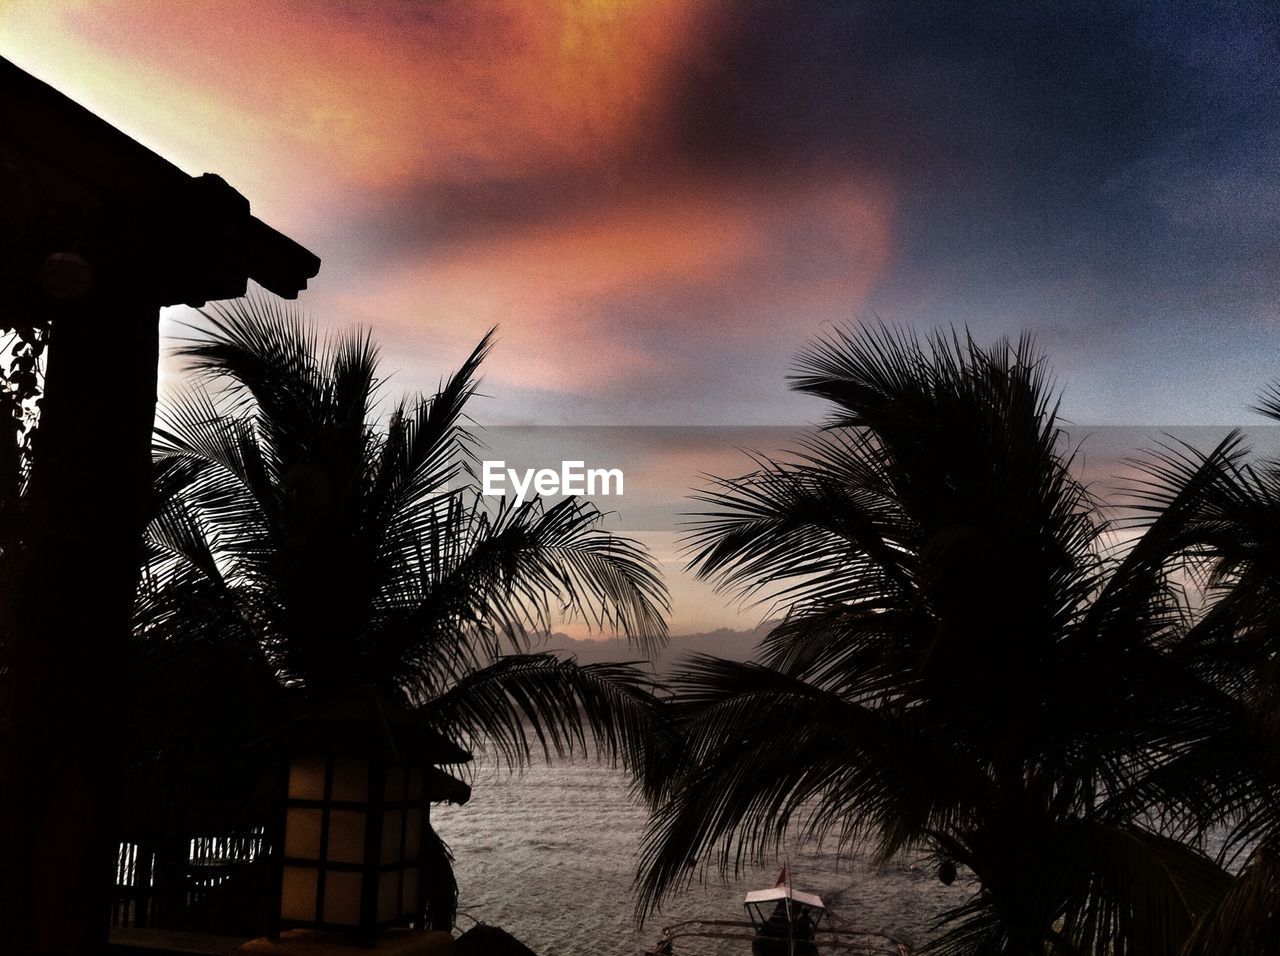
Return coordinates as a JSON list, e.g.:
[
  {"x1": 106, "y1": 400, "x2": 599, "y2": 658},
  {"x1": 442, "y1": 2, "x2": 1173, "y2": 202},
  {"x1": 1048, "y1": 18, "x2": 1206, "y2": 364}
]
[{"x1": 434, "y1": 759, "x2": 972, "y2": 956}]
